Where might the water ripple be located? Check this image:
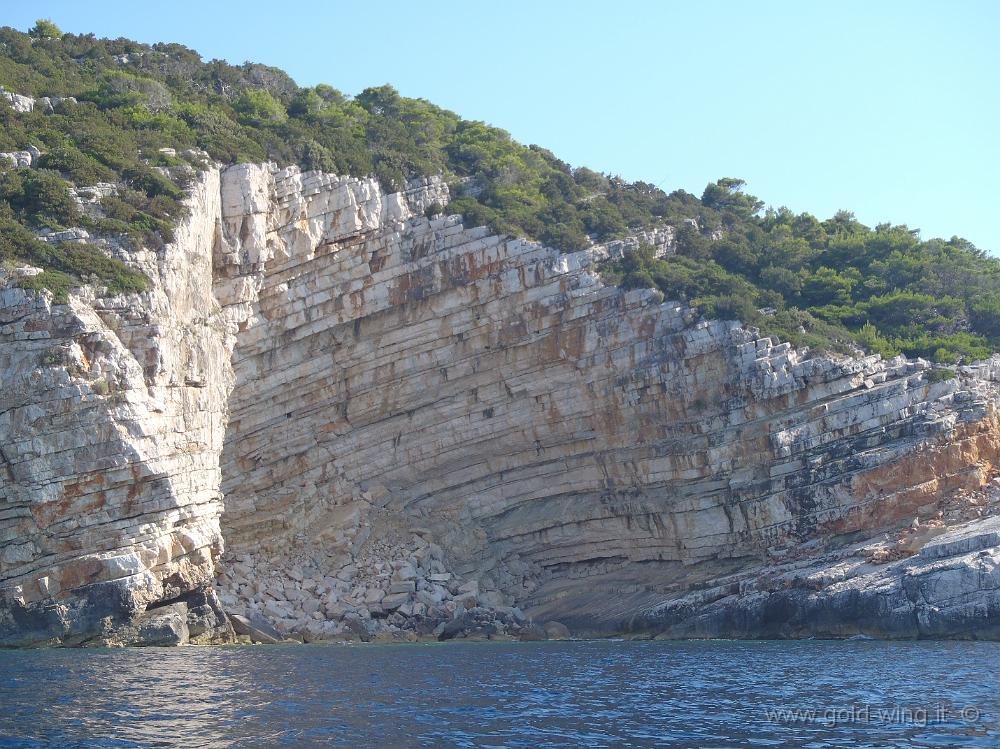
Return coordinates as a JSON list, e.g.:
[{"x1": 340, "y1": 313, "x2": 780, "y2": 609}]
[{"x1": 0, "y1": 640, "x2": 997, "y2": 748}]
